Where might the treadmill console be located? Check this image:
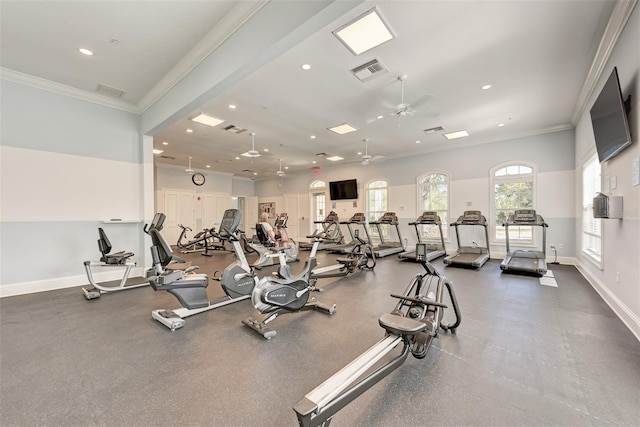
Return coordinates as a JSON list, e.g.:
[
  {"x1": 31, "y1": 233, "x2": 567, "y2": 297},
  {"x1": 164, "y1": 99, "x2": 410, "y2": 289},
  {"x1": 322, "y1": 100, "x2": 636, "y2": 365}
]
[
  {"x1": 415, "y1": 243, "x2": 427, "y2": 261},
  {"x1": 377, "y1": 212, "x2": 398, "y2": 224},
  {"x1": 350, "y1": 212, "x2": 366, "y2": 222},
  {"x1": 513, "y1": 209, "x2": 536, "y2": 223},
  {"x1": 325, "y1": 211, "x2": 339, "y2": 222},
  {"x1": 461, "y1": 210, "x2": 483, "y2": 224},
  {"x1": 420, "y1": 211, "x2": 439, "y2": 223}
]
